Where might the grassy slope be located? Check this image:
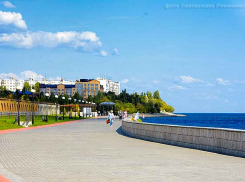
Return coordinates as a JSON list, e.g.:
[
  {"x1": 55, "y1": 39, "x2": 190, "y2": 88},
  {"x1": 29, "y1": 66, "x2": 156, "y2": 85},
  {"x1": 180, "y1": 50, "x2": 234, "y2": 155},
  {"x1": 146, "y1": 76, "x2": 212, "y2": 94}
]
[{"x1": 0, "y1": 115, "x2": 86, "y2": 130}]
